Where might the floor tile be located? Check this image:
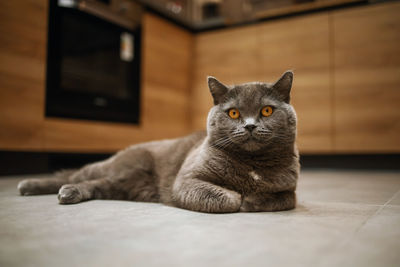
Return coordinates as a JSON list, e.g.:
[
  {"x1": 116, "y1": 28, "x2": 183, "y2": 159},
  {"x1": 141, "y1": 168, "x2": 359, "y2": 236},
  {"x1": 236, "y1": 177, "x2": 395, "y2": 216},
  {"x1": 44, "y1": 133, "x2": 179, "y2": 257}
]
[
  {"x1": 298, "y1": 170, "x2": 400, "y2": 205},
  {"x1": 321, "y1": 205, "x2": 400, "y2": 267}
]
